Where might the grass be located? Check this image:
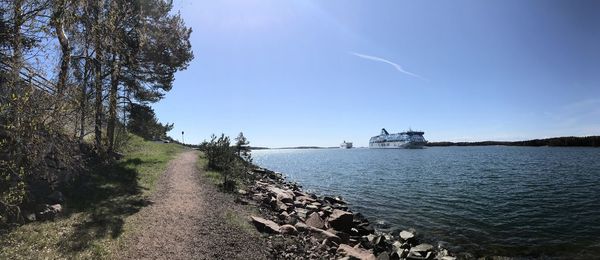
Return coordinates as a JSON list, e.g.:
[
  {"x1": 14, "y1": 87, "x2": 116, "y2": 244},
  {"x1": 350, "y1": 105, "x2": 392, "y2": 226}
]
[
  {"x1": 196, "y1": 152, "x2": 251, "y2": 192},
  {"x1": 196, "y1": 152, "x2": 261, "y2": 236},
  {"x1": 223, "y1": 210, "x2": 255, "y2": 234},
  {"x1": 0, "y1": 134, "x2": 186, "y2": 260},
  {"x1": 196, "y1": 154, "x2": 223, "y2": 186}
]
